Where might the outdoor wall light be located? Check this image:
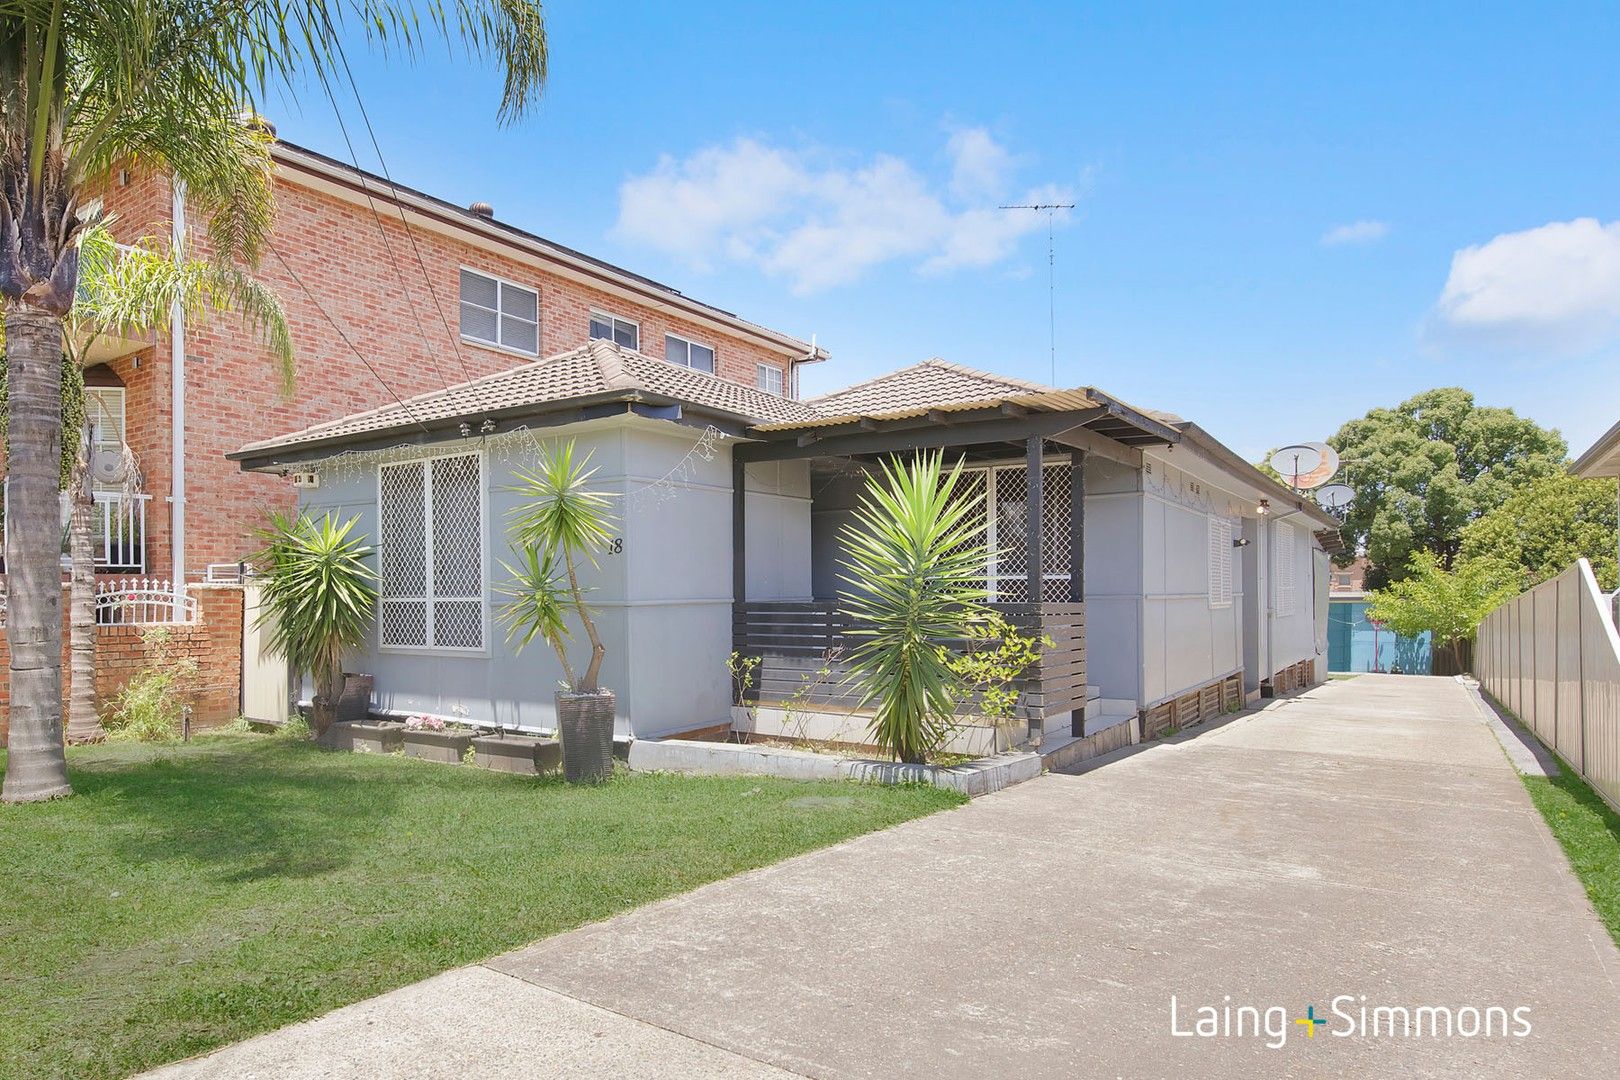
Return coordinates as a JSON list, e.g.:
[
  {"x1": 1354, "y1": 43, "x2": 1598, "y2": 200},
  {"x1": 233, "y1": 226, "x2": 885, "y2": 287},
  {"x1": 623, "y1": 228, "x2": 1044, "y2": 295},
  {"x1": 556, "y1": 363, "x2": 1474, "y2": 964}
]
[
  {"x1": 458, "y1": 420, "x2": 473, "y2": 438},
  {"x1": 1233, "y1": 537, "x2": 1251, "y2": 548},
  {"x1": 1257, "y1": 498, "x2": 1271, "y2": 516},
  {"x1": 480, "y1": 418, "x2": 496, "y2": 434}
]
